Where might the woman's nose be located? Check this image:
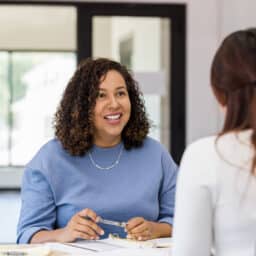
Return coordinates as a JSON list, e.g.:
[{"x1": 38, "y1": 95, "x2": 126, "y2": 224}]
[{"x1": 108, "y1": 95, "x2": 119, "y2": 108}]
